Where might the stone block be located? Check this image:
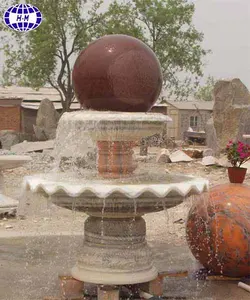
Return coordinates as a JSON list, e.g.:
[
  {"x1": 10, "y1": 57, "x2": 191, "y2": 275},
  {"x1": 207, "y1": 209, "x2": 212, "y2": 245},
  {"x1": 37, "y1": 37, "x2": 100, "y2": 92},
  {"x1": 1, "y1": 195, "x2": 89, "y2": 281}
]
[{"x1": 169, "y1": 150, "x2": 193, "y2": 163}]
